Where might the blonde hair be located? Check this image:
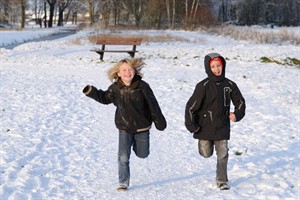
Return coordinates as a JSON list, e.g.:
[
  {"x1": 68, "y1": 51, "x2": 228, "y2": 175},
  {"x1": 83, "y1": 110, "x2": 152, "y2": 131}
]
[{"x1": 107, "y1": 58, "x2": 145, "y2": 82}]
